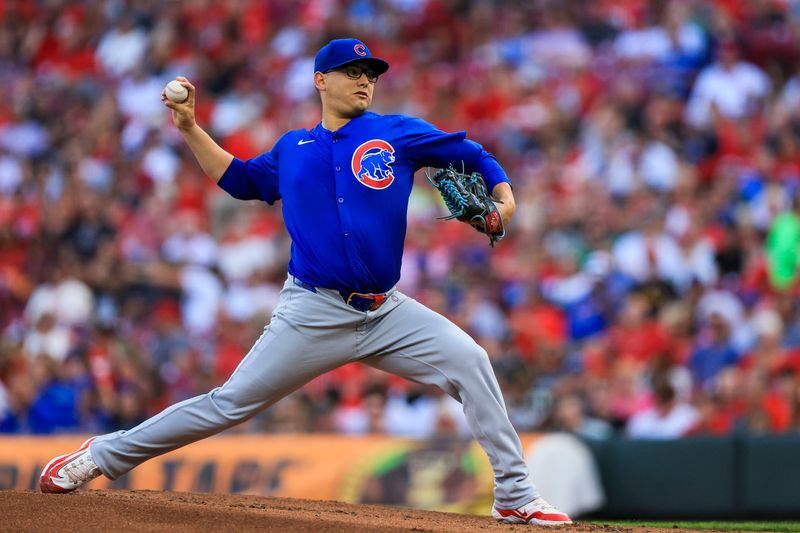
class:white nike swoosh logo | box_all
[297,139,315,145]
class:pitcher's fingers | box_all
[175,76,195,91]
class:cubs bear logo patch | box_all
[351,139,396,190]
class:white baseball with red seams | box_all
[165,80,188,103]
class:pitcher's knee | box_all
[460,342,491,369]
[208,388,259,424]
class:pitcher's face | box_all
[316,61,377,117]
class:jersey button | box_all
[335,165,341,171]
[333,139,338,144]
[338,197,344,203]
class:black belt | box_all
[293,278,388,312]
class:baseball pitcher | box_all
[40,38,571,526]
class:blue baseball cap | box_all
[314,38,390,75]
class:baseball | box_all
[165,80,188,103]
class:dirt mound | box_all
[2,490,684,532]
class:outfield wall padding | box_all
[587,435,800,519]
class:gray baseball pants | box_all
[90,275,538,508]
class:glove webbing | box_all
[438,180,470,220]
[426,164,506,247]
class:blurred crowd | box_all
[2,0,800,440]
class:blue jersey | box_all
[218,112,511,294]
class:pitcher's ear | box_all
[314,71,326,91]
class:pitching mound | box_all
[2,490,685,532]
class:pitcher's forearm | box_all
[179,124,234,183]
[492,182,516,224]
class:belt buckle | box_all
[346,292,386,312]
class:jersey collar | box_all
[315,112,375,135]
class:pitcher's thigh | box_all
[213,313,355,417]
[360,298,498,401]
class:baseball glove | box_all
[426,164,505,247]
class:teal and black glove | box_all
[427,165,505,247]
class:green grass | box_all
[591,521,800,532]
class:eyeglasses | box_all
[326,64,379,83]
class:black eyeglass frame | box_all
[325,64,380,83]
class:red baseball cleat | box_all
[492,497,573,526]
[40,437,103,493]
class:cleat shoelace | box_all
[531,498,558,513]
[62,454,100,485]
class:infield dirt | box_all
[1,490,723,532]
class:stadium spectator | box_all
[626,378,700,439]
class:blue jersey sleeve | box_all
[217,141,282,204]
[402,117,511,192]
